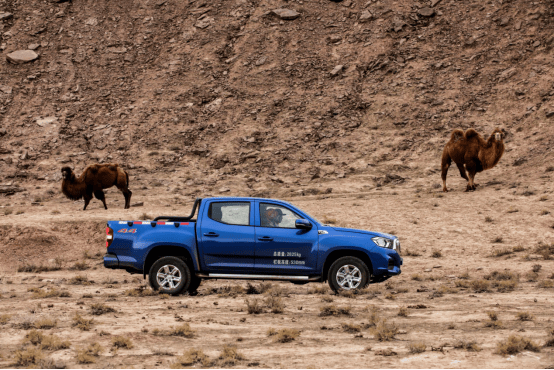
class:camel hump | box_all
[108,164,117,171]
[450,129,464,142]
[88,164,100,174]
[464,128,479,140]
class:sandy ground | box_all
[0,180,553,369]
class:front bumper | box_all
[103,253,119,268]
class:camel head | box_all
[61,166,74,180]
[491,128,505,142]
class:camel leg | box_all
[83,191,93,211]
[465,161,478,191]
[94,189,108,210]
[119,188,132,209]
[455,163,469,181]
[441,152,452,192]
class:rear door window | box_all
[208,202,250,226]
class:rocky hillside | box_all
[1,0,554,202]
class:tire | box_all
[187,277,202,294]
[149,256,191,295]
[328,256,370,293]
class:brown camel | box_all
[61,164,132,210]
[441,127,505,192]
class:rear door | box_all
[254,201,319,274]
[198,201,255,272]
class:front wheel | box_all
[328,256,370,293]
[149,256,191,295]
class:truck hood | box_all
[331,227,395,239]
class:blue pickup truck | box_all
[104,197,402,294]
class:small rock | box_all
[433,265,442,269]
[342,0,352,6]
[545,111,554,118]
[514,20,522,30]
[131,202,144,207]
[0,85,12,94]
[0,128,6,136]
[219,187,230,193]
[328,35,342,43]
[36,117,58,126]
[194,14,214,29]
[397,330,407,334]
[330,65,344,76]
[28,43,40,50]
[417,7,435,17]
[107,46,127,53]
[359,9,372,22]
[533,40,541,48]
[205,98,222,112]
[499,17,510,26]
[424,268,432,272]
[271,8,300,20]
[6,50,39,64]
[498,67,516,81]
[84,17,98,26]
[255,56,267,66]
[0,12,13,21]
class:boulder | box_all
[271,9,300,20]
[0,12,13,21]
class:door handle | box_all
[203,232,219,237]
[258,236,273,241]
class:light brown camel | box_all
[441,127,505,192]
[61,164,132,210]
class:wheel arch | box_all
[143,245,194,279]
[322,249,373,282]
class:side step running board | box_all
[196,273,321,282]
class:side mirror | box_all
[295,219,312,230]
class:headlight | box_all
[372,236,393,249]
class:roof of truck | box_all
[202,197,292,204]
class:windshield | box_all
[288,202,322,225]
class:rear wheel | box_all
[149,256,191,295]
[328,256,370,293]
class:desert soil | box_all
[1,0,554,367]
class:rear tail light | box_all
[106,225,114,248]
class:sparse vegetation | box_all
[265,295,285,314]
[307,285,328,294]
[408,342,426,354]
[0,314,11,325]
[341,323,361,333]
[111,335,134,349]
[245,298,263,314]
[169,323,195,338]
[34,318,57,329]
[496,335,540,355]
[69,275,91,285]
[70,261,89,271]
[272,328,300,343]
[431,250,442,258]
[18,263,61,273]
[516,311,534,321]
[319,305,351,317]
[13,347,45,367]
[72,313,94,331]
[411,273,423,281]
[404,249,421,257]
[139,212,153,220]
[217,345,246,366]
[398,307,408,317]
[125,286,158,296]
[171,349,212,368]
[454,340,482,352]
[492,236,503,243]
[538,280,554,288]
[30,288,71,298]
[371,319,398,341]
[470,279,490,293]
[90,302,116,315]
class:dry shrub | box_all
[23,330,44,345]
[375,348,397,356]
[213,285,245,297]
[408,342,426,354]
[538,280,554,288]
[496,335,540,355]
[31,288,71,298]
[491,248,513,257]
[319,305,351,317]
[245,298,263,314]
[411,273,423,281]
[72,313,94,331]
[17,263,61,273]
[534,242,554,260]
[76,351,95,364]
[266,328,277,337]
[341,322,361,333]
[484,320,503,329]
[494,280,518,292]
[0,314,11,325]
[245,282,272,295]
[266,285,288,297]
[404,249,421,257]
[307,285,328,294]
[170,323,195,338]
[125,286,158,296]
[34,318,57,329]
[371,320,398,341]
[265,296,285,314]
[75,343,103,364]
[217,345,246,366]
[171,349,212,368]
[431,250,442,258]
[470,279,490,293]
[438,285,458,294]
[111,336,133,349]
[90,303,115,315]
[70,261,89,271]
[69,275,92,285]
[455,280,470,288]
[516,311,534,321]
[454,340,482,352]
[397,307,408,317]
[513,245,525,252]
[273,328,300,343]
[526,271,539,282]
[321,296,334,303]
[13,347,45,367]
[40,334,71,351]
[532,264,542,273]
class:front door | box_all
[254,202,319,274]
[198,201,255,272]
